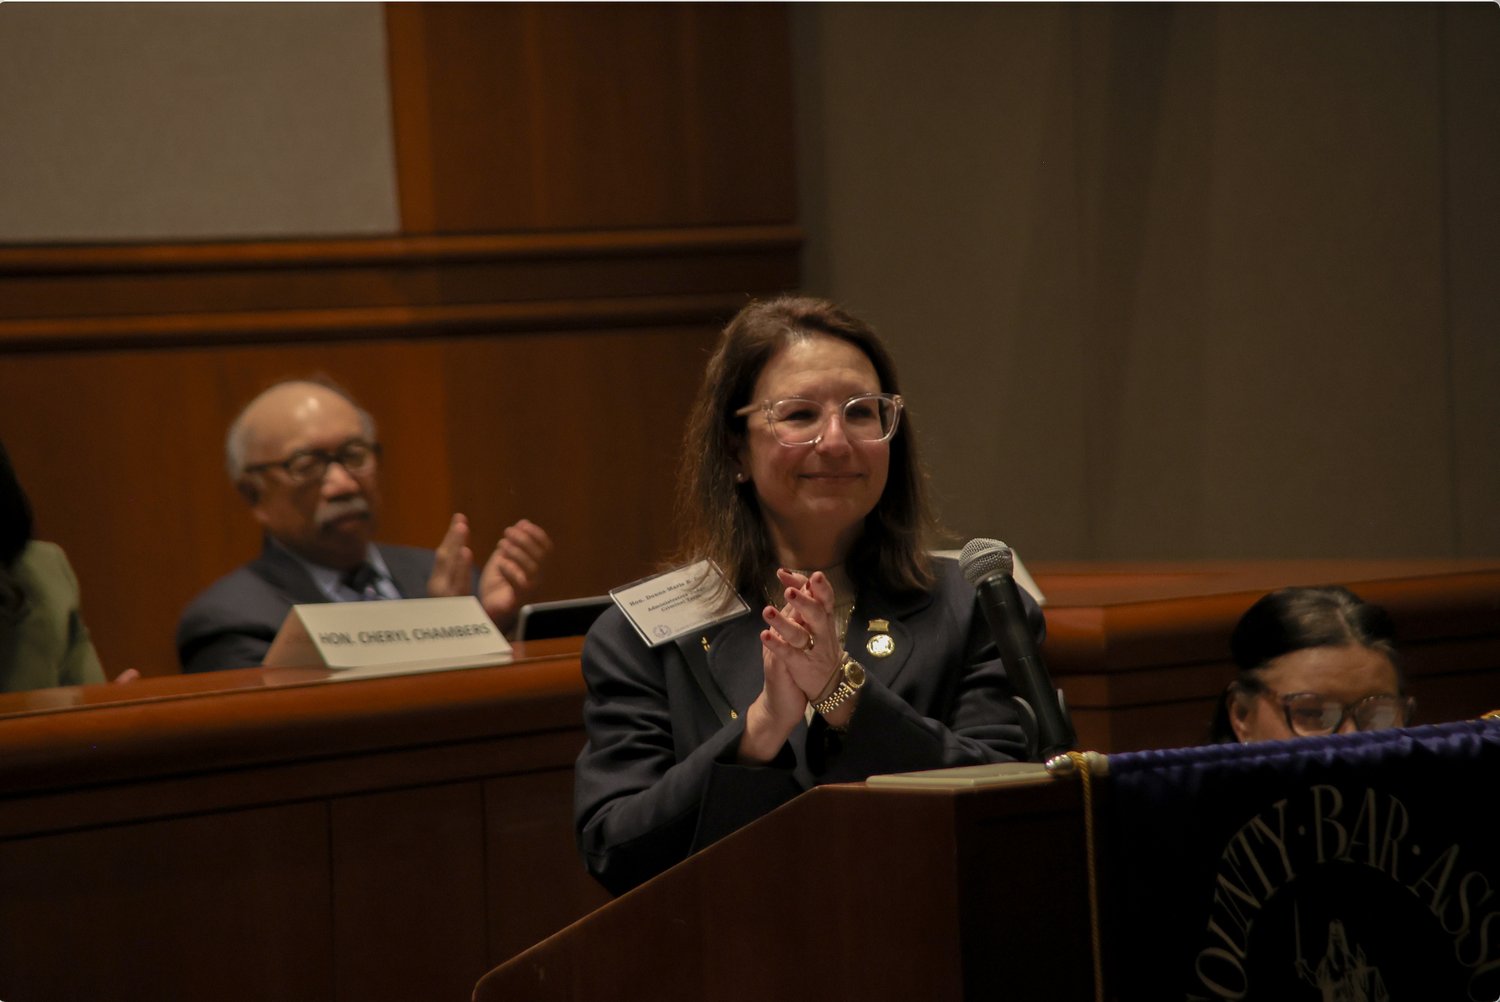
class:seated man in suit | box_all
[176,379,552,673]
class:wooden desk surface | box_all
[0,639,606,1002]
[0,635,583,719]
[0,638,588,795]
[3,559,1496,759]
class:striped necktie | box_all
[341,563,383,601]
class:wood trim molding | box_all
[0,225,802,274]
[0,649,587,804]
[0,225,803,351]
[1037,562,1500,674]
[0,293,765,352]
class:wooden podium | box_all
[475,559,1500,1001]
[475,772,1097,1001]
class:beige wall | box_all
[795,3,1500,560]
[0,3,397,241]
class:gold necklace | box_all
[833,600,855,644]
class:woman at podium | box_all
[573,296,1038,895]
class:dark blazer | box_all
[175,540,437,674]
[573,557,1039,896]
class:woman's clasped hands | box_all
[738,569,848,763]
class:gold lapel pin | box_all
[865,620,895,658]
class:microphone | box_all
[959,538,1077,761]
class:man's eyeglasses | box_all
[735,393,903,447]
[243,440,381,485]
[1259,688,1415,737]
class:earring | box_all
[734,472,747,483]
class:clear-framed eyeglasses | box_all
[242,439,382,485]
[1266,689,1415,737]
[734,393,904,447]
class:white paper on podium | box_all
[864,762,1052,789]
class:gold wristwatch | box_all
[813,653,867,715]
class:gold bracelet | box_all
[813,654,867,716]
[814,681,857,715]
[812,662,843,705]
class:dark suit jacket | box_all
[175,540,437,674]
[573,557,1039,896]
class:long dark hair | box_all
[1207,585,1403,743]
[1,439,36,623]
[673,295,937,598]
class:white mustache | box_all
[316,496,371,528]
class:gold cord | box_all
[1065,750,1105,1002]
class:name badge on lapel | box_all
[610,559,751,647]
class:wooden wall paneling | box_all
[0,728,583,845]
[0,803,333,1002]
[953,794,1093,999]
[384,3,796,233]
[0,654,587,801]
[0,229,800,332]
[480,786,1084,1000]
[0,323,706,678]
[1037,562,1500,752]
[0,652,594,999]
[330,783,490,1002]
[1400,636,1500,726]
[441,322,723,604]
[483,769,611,963]
[0,259,420,321]
[2,323,768,676]
[2,349,258,677]
[1068,699,1214,753]
[0,340,454,677]
[1057,651,1500,751]
[0,226,798,678]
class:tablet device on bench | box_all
[515,595,612,641]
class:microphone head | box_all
[959,537,1014,586]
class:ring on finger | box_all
[800,632,816,653]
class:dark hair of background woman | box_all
[1,439,37,623]
[673,294,938,599]
[1207,584,1404,743]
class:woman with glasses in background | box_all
[1210,585,1415,744]
[574,295,1037,896]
